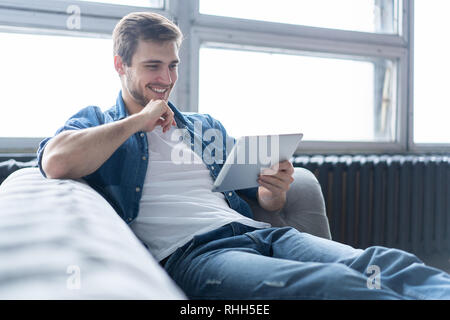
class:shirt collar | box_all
[112,90,129,121]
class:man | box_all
[38,12,450,299]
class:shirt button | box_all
[211,166,214,170]
[127,217,132,222]
[136,187,141,192]
[228,192,232,196]
[142,156,147,161]
[140,132,145,138]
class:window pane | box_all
[413,0,450,143]
[64,0,164,8]
[200,0,399,34]
[0,31,121,138]
[199,44,397,142]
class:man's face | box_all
[122,39,179,106]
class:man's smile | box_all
[147,85,169,93]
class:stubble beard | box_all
[125,70,150,108]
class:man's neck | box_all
[122,91,143,115]
[121,89,143,116]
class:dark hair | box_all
[113,12,183,66]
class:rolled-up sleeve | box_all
[36,106,104,178]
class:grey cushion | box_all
[241,167,332,240]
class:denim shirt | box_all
[37,91,258,224]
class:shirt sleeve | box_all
[36,106,104,178]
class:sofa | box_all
[0,165,331,299]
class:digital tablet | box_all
[212,133,303,193]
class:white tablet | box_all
[212,133,303,193]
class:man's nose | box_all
[158,68,172,85]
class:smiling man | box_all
[116,34,180,116]
[37,12,450,300]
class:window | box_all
[199,44,397,142]
[0,31,120,138]
[200,0,400,34]
[0,0,447,153]
[0,0,168,151]
[192,0,407,151]
[413,0,450,144]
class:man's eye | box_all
[170,64,178,69]
[146,65,158,69]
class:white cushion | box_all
[0,168,186,299]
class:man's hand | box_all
[137,99,176,133]
[257,160,295,212]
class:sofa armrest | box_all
[240,167,332,240]
[0,167,186,299]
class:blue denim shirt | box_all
[37,91,258,224]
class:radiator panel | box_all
[293,155,450,257]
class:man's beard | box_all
[125,70,149,107]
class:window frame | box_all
[0,0,447,154]
[0,0,170,153]
[0,0,167,34]
[187,0,410,154]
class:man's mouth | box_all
[147,85,169,94]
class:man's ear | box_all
[114,55,126,76]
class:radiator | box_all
[293,154,450,256]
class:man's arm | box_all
[42,114,141,179]
[256,160,295,212]
[42,100,175,179]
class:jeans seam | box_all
[230,222,240,236]
[244,232,266,255]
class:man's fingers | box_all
[258,177,285,193]
[258,174,291,191]
[261,161,294,175]
[267,160,294,175]
[260,173,290,185]
[160,109,175,132]
[260,167,277,175]
[161,115,172,127]
[273,160,292,170]
[259,171,291,183]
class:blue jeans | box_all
[163,222,450,299]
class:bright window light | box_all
[200,0,399,34]
[0,32,121,138]
[413,0,450,143]
[199,45,396,142]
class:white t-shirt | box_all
[129,125,271,261]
